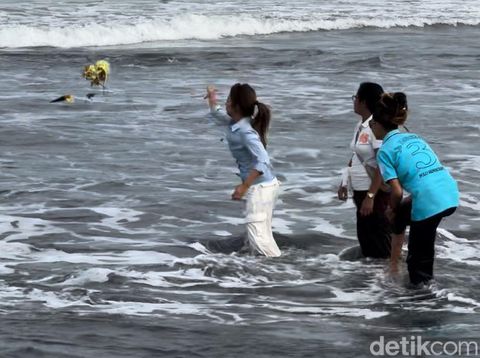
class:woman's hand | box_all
[337,185,348,201]
[232,183,249,200]
[359,196,374,216]
[205,85,217,100]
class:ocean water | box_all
[1,1,479,357]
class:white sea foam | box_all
[22,248,179,266]
[133,268,220,288]
[327,286,381,304]
[91,300,246,324]
[92,207,143,223]
[297,191,336,205]
[212,230,232,237]
[0,265,15,275]
[0,240,32,259]
[188,242,211,254]
[89,207,161,235]
[446,154,480,173]
[27,289,86,309]
[458,192,480,211]
[0,282,27,307]
[310,218,346,237]
[0,213,68,242]
[436,229,480,266]
[441,291,480,307]
[61,268,114,286]
[216,215,245,226]
[274,208,354,240]
[271,216,296,234]
[267,303,389,319]
[1,13,479,48]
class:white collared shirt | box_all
[349,115,383,190]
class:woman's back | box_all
[377,130,459,221]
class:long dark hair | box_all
[357,82,384,113]
[373,92,408,130]
[229,83,271,147]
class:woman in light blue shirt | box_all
[370,92,459,285]
[206,83,281,257]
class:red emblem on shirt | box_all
[358,132,369,144]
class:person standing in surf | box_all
[370,92,459,285]
[338,82,391,258]
[205,83,281,257]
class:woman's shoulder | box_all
[239,126,260,141]
[235,119,255,133]
[357,124,377,144]
[237,122,263,144]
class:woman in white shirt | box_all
[338,82,391,258]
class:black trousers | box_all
[353,190,392,259]
[394,200,456,285]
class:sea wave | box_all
[1,14,479,48]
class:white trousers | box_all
[244,178,281,257]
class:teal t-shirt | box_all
[377,130,459,221]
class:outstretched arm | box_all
[205,85,230,126]
[206,85,218,110]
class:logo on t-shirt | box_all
[359,132,369,144]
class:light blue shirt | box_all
[377,129,459,221]
[208,107,276,185]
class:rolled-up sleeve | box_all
[242,130,270,175]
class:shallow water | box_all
[1,1,479,356]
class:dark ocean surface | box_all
[1,1,479,356]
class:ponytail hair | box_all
[373,92,408,130]
[229,83,271,147]
[251,101,271,147]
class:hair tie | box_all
[252,103,259,118]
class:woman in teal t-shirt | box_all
[369,92,459,286]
